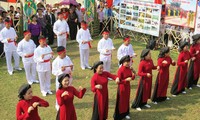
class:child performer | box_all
[187,34,200,88]
[76,21,93,70]
[91,61,119,120]
[17,31,39,85]
[117,35,137,67]
[171,41,194,96]
[56,73,86,120]
[131,49,157,111]
[97,30,115,72]
[16,84,49,120]
[113,55,135,120]
[0,17,22,75]
[34,36,53,96]
[52,46,74,110]
[151,47,176,104]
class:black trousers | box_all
[31,35,40,47]
[46,25,54,45]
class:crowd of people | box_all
[0,2,200,120]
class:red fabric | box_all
[7,0,17,2]
[117,66,135,114]
[39,38,46,42]
[91,72,117,120]
[24,31,31,37]
[154,0,162,4]
[43,59,51,63]
[88,41,92,48]
[136,59,157,103]
[107,0,113,8]
[56,86,86,120]
[58,49,66,55]
[63,12,69,20]
[190,44,200,80]
[157,56,175,97]
[16,96,49,120]
[123,37,130,42]
[173,51,191,92]
[26,53,34,58]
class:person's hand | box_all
[41,54,45,59]
[7,38,12,42]
[95,84,102,89]
[172,60,176,64]
[196,50,199,55]
[51,52,54,56]
[192,57,196,61]
[133,53,137,57]
[32,102,40,108]
[147,73,151,78]
[162,60,168,64]
[106,49,110,52]
[75,19,77,23]
[61,91,69,97]
[126,77,132,81]
[15,36,18,40]
[157,66,160,71]
[184,60,188,63]
[79,86,83,91]
[115,77,120,83]
[27,106,34,113]
[82,41,86,44]
[61,66,66,71]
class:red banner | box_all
[107,0,113,8]
[0,0,17,3]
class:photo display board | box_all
[118,0,162,36]
[165,0,197,28]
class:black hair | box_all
[58,74,70,89]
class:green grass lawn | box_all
[0,36,200,120]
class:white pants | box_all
[23,62,37,83]
[102,59,111,72]
[57,37,66,48]
[5,51,20,73]
[38,71,51,94]
[79,49,90,68]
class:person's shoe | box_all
[15,68,22,71]
[86,66,92,69]
[136,107,142,111]
[42,92,47,97]
[81,67,85,70]
[32,80,39,83]
[182,91,186,94]
[144,104,151,108]
[8,71,13,75]
[28,81,33,85]
[153,101,158,104]
[172,94,177,97]
[166,97,170,100]
[125,115,131,119]
[189,87,192,90]
[196,85,200,88]
[47,91,53,95]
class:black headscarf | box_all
[119,55,131,65]
[58,73,70,89]
[179,41,188,52]
[140,49,150,60]
[91,61,104,73]
[192,34,200,44]
[158,47,170,58]
[18,84,31,100]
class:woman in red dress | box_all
[56,73,86,120]
[113,55,135,120]
[131,49,157,111]
[187,34,200,88]
[151,47,176,104]
[16,84,49,120]
[171,41,194,96]
[91,61,119,120]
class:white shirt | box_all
[53,19,69,39]
[17,39,36,63]
[76,9,83,23]
[117,44,135,60]
[190,32,194,44]
[76,28,92,49]
[52,56,73,76]
[0,27,17,52]
[97,38,115,60]
[34,45,53,72]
